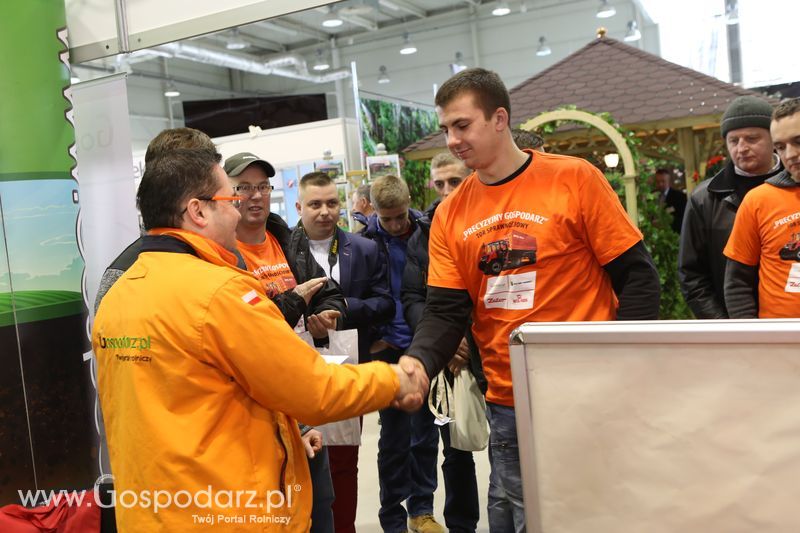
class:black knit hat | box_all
[720,95,773,138]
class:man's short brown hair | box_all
[355,184,371,201]
[370,175,410,211]
[435,67,511,122]
[137,149,219,230]
[299,171,335,196]
[430,152,466,170]
[773,98,800,121]
[145,127,219,165]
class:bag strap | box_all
[427,370,454,423]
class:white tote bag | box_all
[299,329,362,446]
[449,368,490,452]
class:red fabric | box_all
[328,445,359,533]
[0,491,100,532]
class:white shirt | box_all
[309,235,340,284]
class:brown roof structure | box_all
[404,36,772,188]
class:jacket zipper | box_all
[275,425,288,495]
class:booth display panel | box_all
[510,320,800,533]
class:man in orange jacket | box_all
[93,147,428,532]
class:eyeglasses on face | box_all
[197,195,242,208]
[234,183,274,197]
[433,177,463,190]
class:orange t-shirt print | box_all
[237,232,298,298]
[724,183,800,318]
[428,151,642,406]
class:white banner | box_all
[72,73,139,315]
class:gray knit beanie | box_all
[720,95,773,138]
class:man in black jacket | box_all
[402,152,484,533]
[679,95,783,318]
[292,171,395,533]
[654,168,687,234]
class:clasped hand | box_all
[390,356,430,412]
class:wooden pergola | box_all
[404,34,774,194]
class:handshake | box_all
[390,356,431,412]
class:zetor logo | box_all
[99,335,152,350]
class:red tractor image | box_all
[478,231,538,275]
[780,233,800,261]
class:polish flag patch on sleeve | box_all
[241,290,262,306]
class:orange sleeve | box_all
[202,275,398,425]
[724,196,761,266]
[578,161,643,266]
[427,205,467,290]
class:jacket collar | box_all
[707,159,785,194]
[766,169,800,188]
[706,160,738,194]
[147,228,242,269]
[335,227,353,293]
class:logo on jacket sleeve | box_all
[241,290,262,306]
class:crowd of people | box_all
[92,67,800,533]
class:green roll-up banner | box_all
[0,1,96,504]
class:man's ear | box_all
[296,201,302,216]
[494,107,509,132]
[184,198,209,229]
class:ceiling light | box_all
[378,65,390,84]
[725,0,739,25]
[624,20,641,42]
[226,28,248,50]
[164,82,180,98]
[596,0,616,18]
[536,36,552,56]
[399,33,417,55]
[312,49,330,71]
[492,2,511,16]
[322,11,344,28]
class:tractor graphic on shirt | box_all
[478,231,538,275]
[780,233,800,261]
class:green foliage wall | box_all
[360,98,439,209]
[537,108,692,319]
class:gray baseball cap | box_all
[223,152,276,178]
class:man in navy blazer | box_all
[291,171,394,533]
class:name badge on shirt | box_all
[483,272,536,310]
[785,263,800,293]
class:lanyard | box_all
[300,222,339,275]
[327,230,339,272]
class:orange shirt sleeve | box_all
[724,196,761,266]
[577,161,643,266]
[203,275,398,425]
[427,205,467,290]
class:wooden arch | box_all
[519,109,639,227]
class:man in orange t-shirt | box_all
[223,152,345,338]
[724,97,800,318]
[404,68,661,531]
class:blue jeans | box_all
[486,402,526,533]
[374,347,439,532]
[309,446,335,533]
[440,422,479,532]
